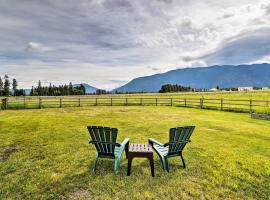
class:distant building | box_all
[209,88,218,91]
[262,87,269,91]
[238,87,253,91]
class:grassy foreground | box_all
[0,106,269,199]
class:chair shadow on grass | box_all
[42,152,203,199]
[44,148,211,199]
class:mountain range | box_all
[114,63,270,92]
[22,63,270,93]
[73,83,98,94]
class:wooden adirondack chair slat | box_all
[149,126,195,172]
[87,126,129,172]
[89,127,101,152]
[104,127,112,153]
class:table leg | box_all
[149,155,155,177]
[125,141,129,159]
[127,156,133,176]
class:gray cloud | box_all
[0,0,270,89]
[25,42,52,52]
[202,28,270,65]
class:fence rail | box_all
[1,97,270,114]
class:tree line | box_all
[0,75,23,96]
[30,81,86,96]
[0,75,87,96]
[159,84,194,93]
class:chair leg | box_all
[165,157,169,172]
[92,154,99,172]
[161,156,169,172]
[180,153,186,169]
[118,158,121,169]
[114,158,120,173]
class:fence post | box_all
[140,98,142,106]
[126,98,128,106]
[171,98,173,106]
[95,98,98,106]
[221,98,223,111]
[184,98,187,107]
[78,98,81,107]
[156,98,158,106]
[249,99,253,113]
[60,98,62,108]
[111,98,113,106]
[39,97,42,109]
[24,96,26,109]
[2,98,8,110]
[200,98,204,109]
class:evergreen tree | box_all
[37,80,42,96]
[80,84,86,95]
[30,86,34,96]
[28,82,88,96]
[48,83,52,96]
[159,84,193,93]
[12,78,18,96]
[68,82,73,95]
[3,75,10,96]
[0,77,3,96]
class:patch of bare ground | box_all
[0,144,17,162]
[63,189,90,200]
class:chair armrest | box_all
[116,138,130,158]
[164,140,190,147]
[89,140,121,147]
[148,138,164,146]
[120,138,130,148]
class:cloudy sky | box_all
[0,0,270,89]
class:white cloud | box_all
[25,42,52,52]
[0,0,270,89]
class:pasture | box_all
[2,91,270,114]
[0,106,269,199]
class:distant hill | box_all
[114,64,270,92]
[74,83,98,94]
[23,89,31,95]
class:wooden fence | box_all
[1,97,270,114]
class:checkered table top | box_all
[129,144,153,153]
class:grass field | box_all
[0,106,270,199]
[3,90,270,100]
[87,90,270,100]
[3,91,270,114]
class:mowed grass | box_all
[0,106,269,199]
[86,90,270,100]
[5,90,270,114]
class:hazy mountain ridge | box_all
[73,83,98,93]
[114,64,270,92]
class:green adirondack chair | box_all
[149,126,195,172]
[87,126,129,172]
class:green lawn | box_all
[0,106,269,199]
[4,91,270,114]
[87,90,270,100]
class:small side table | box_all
[127,144,154,177]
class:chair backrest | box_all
[87,126,118,157]
[168,126,195,155]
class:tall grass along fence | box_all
[1,97,270,114]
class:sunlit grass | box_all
[0,106,269,199]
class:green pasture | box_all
[0,106,269,199]
[4,91,270,114]
[91,90,270,100]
